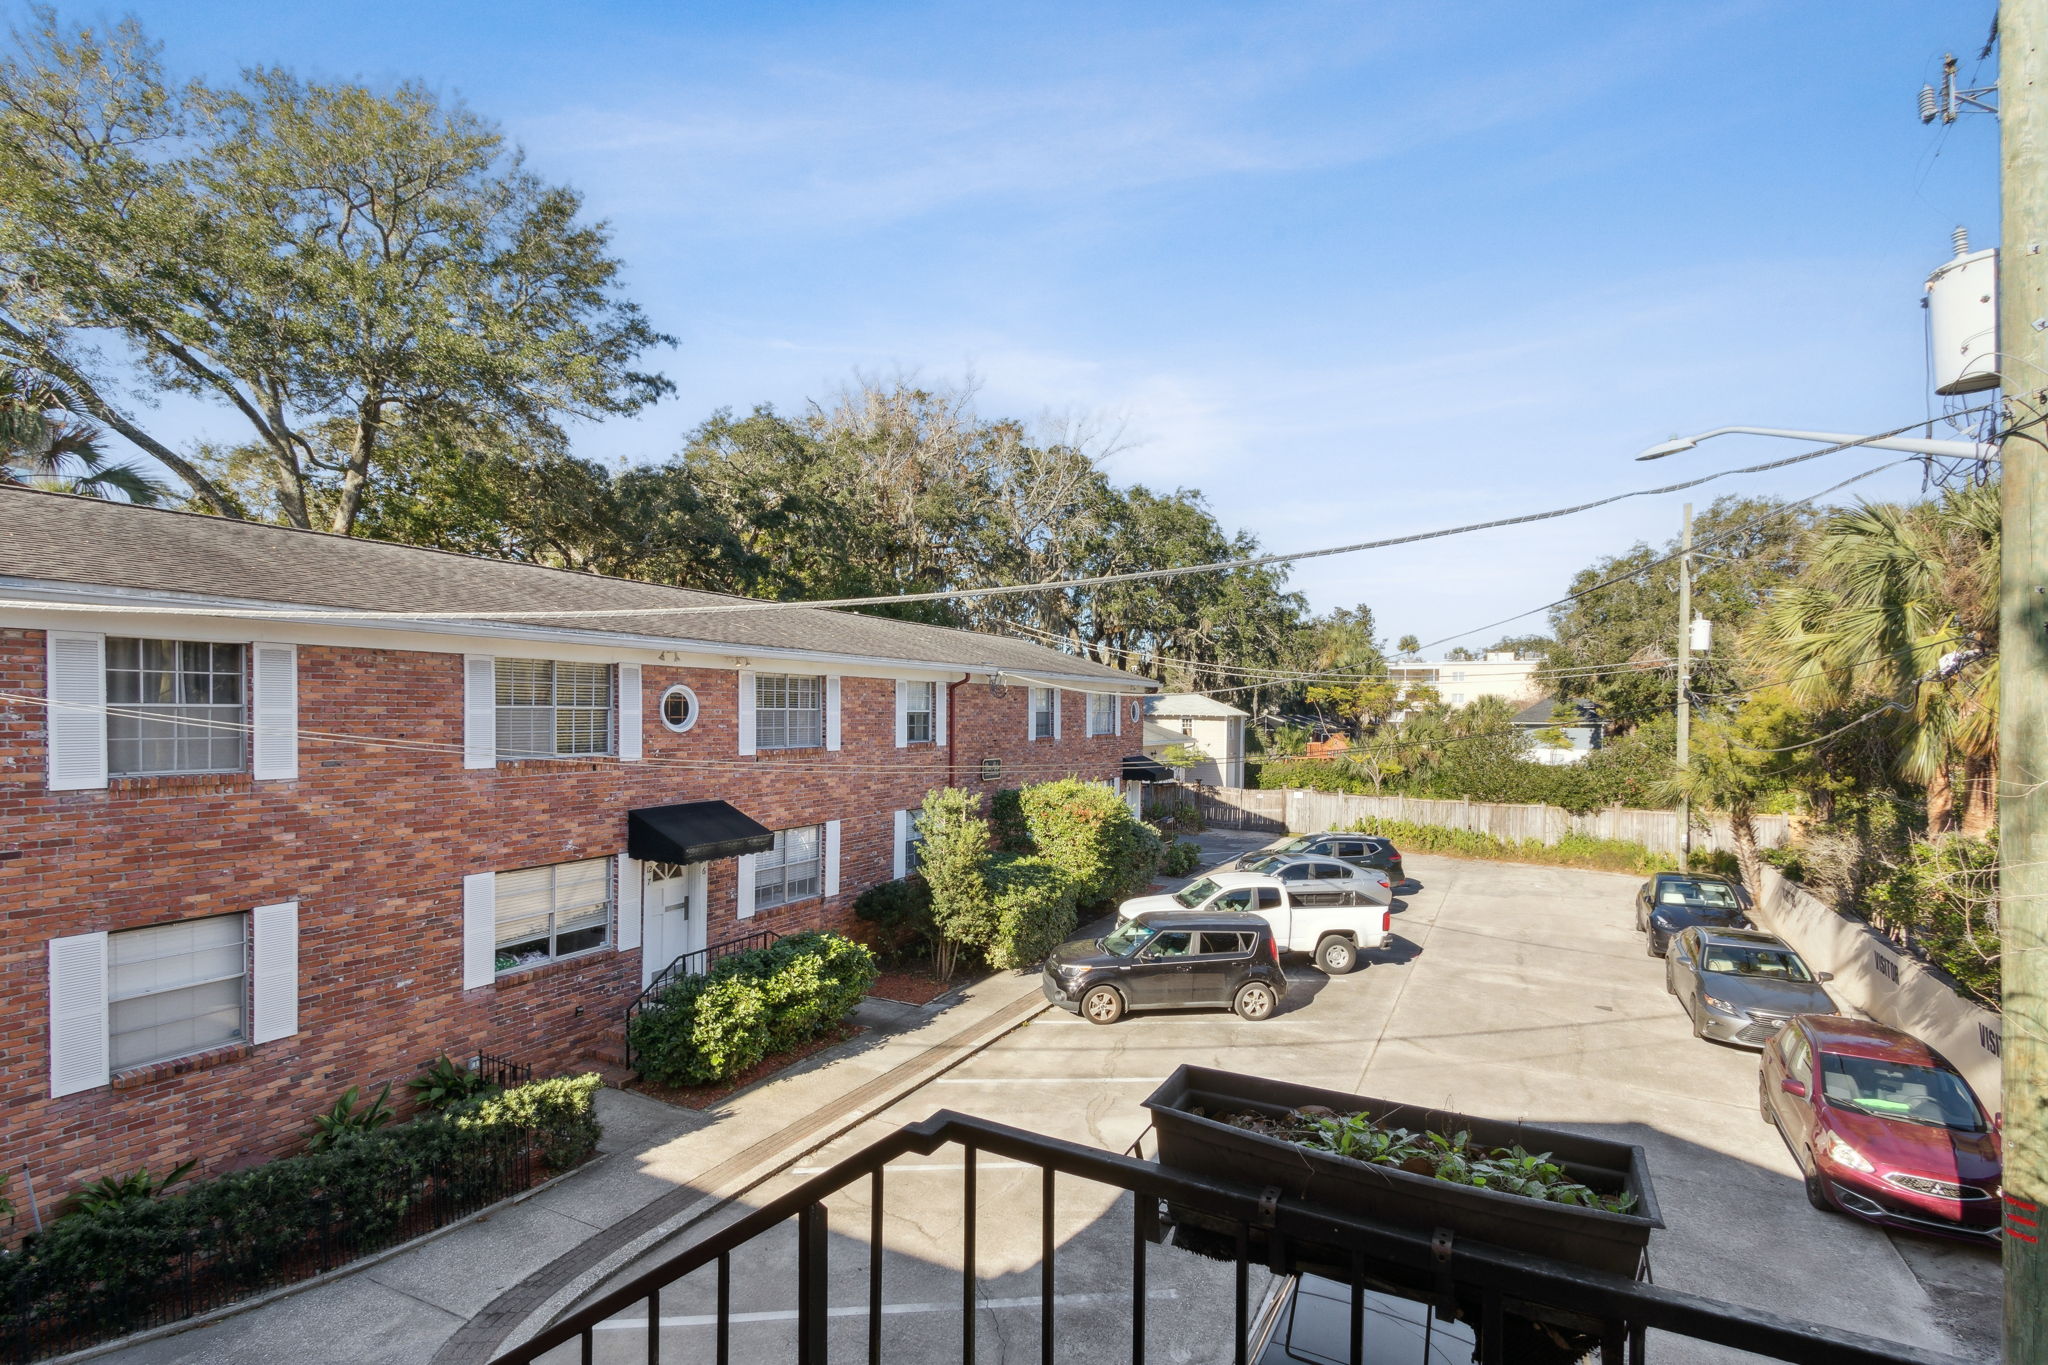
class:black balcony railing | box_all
[485,1110,1973,1365]
[622,929,781,1068]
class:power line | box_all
[0,414,1984,629]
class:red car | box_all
[1760,1015,2001,1241]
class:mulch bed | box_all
[866,968,962,1006]
[628,1023,865,1110]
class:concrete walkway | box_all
[90,830,1259,1365]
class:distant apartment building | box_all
[1388,652,1543,712]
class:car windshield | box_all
[1240,856,1281,875]
[1279,837,1316,854]
[1660,879,1741,909]
[1172,877,1220,909]
[1100,922,1153,957]
[1820,1053,1986,1131]
[1699,943,1814,981]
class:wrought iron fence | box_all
[487,1110,1971,1365]
[474,1050,534,1089]
[622,928,782,1068]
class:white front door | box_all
[643,862,709,985]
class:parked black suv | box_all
[1233,832,1405,885]
[1041,910,1288,1025]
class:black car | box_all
[1234,832,1405,885]
[1634,871,1752,957]
[1041,910,1288,1025]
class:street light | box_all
[1636,425,1986,461]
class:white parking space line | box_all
[598,1288,1182,1329]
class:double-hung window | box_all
[496,660,612,758]
[107,915,247,1070]
[755,825,823,909]
[1087,692,1117,736]
[904,681,937,743]
[494,857,612,972]
[106,639,246,777]
[1031,688,1055,740]
[756,674,824,750]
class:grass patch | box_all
[1343,817,1702,877]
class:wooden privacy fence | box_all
[1178,786,1790,859]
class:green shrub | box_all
[985,854,1080,969]
[306,1082,397,1151]
[920,788,997,978]
[989,787,1030,851]
[0,1075,601,1354]
[1861,834,2001,1006]
[1345,817,1671,877]
[409,1055,499,1111]
[627,932,878,1087]
[851,876,936,965]
[1017,778,1163,906]
[1160,837,1203,877]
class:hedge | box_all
[1344,817,1689,878]
[0,1075,601,1359]
[984,854,1079,969]
[1015,778,1162,906]
[626,931,877,1086]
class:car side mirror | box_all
[1995,1112,2004,1133]
[1817,971,1834,983]
[1780,1077,1808,1099]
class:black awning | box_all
[1122,754,1176,782]
[628,800,776,864]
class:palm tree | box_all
[1752,483,2000,835]
[0,370,167,503]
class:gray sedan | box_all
[1664,926,1836,1048]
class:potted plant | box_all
[1143,1065,1662,1280]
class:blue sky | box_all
[78,1,2001,647]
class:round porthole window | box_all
[658,684,700,733]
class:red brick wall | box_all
[0,631,1130,1210]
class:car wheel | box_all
[1081,985,1124,1025]
[1804,1170,1836,1214]
[1315,937,1357,975]
[1233,981,1278,1021]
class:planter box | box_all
[1143,1065,1662,1279]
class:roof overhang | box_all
[627,801,775,864]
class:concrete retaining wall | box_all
[1747,866,2004,1111]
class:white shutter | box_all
[935,682,949,747]
[894,680,911,749]
[1052,690,1063,741]
[824,819,842,897]
[736,854,757,919]
[46,631,107,791]
[825,675,843,751]
[737,670,757,756]
[1113,691,1123,736]
[250,901,300,1043]
[893,810,910,879]
[1026,688,1035,742]
[618,663,643,761]
[462,871,497,988]
[616,856,643,951]
[251,643,299,780]
[463,656,496,769]
[48,932,109,1097]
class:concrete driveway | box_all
[546,839,2000,1363]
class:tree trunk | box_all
[1926,761,1957,834]
[1961,754,1998,839]
[1731,809,1763,897]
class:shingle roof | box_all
[1146,692,1248,719]
[0,487,1147,685]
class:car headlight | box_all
[1650,912,1678,927]
[1701,993,1740,1014]
[1822,1132,1875,1174]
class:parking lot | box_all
[554,836,2002,1363]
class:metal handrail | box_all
[487,1109,1974,1365]
[621,928,782,1067]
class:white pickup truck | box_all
[1116,869,1392,975]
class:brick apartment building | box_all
[0,487,1154,1208]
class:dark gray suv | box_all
[1041,910,1287,1025]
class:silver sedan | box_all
[1664,926,1836,1048]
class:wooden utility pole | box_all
[1676,502,1693,865]
[2001,0,2048,1350]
